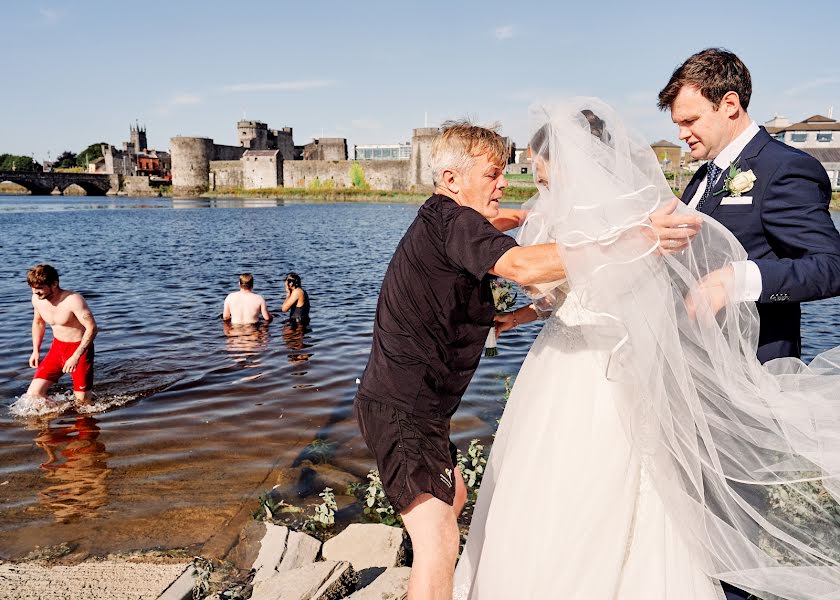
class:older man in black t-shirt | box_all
[355,121,700,600]
[355,121,566,600]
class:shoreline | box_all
[3,185,838,208]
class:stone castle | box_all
[170,120,438,196]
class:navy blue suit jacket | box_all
[681,127,840,363]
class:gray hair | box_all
[430,120,508,186]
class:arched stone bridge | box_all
[0,171,118,196]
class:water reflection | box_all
[222,321,270,368]
[34,416,111,523]
[281,322,313,366]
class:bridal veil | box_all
[512,98,840,599]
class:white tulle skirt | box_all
[453,317,724,599]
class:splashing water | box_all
[10,392,137,418]
[10,393,74,417]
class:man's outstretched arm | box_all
[490,244,566,286]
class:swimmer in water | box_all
[223,273,272,325]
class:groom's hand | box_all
[685,266,735,321]
[649,198,702,254]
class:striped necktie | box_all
[697,163,722,210]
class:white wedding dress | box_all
[455,99,840,600]
[453,282,724,599]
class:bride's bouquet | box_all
[484,280,517,357]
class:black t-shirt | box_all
[358,194,518,418]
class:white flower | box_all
[728,169,756,196]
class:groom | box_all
[355,120,702,600]
[659,48,840,599]
[659,48,840,364]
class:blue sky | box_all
[2,1,838,161]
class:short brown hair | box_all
[430,120,510,185]
[239,273,254,289]
[657,48,752,111]
[27,264,59,288]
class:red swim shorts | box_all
[34,339,94,393]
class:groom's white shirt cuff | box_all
[732,260,762,302]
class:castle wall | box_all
[209,160,243,190]
[282,160,408,191]
[243,156,281,189]
[212,144,246,161]
[123,175,156,196]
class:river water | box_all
[1,196,838,559]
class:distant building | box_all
[242,149,282,188]
[99,123,170,177]
[651,139,682,173]
[303,138,348,161]
[765,114,840,147]
[765,114,840,189]
[237,120,295,159]
[354,143,411,160]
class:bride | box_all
[453,99,840,599]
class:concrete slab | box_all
[0,559,191,600]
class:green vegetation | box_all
[503,185,537,201]
[76,142,105,168]
[832,192,840,211]
[304,487,338,532]
[203,186,427,203]
[349,162,370,190]
[360,469,402,527]
[0,154,40,172]
[53,150,78,169]
[505,173,533,182]
[307,177,336,191]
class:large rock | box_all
[347,567,410,599]
[251,524,322,588]
[322,524,406,571]
[227,520,268,571]
[250,560,358,600]
[157,565,197,600]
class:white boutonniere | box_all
[715,161,756,197]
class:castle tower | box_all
[237,120,269,150]
[171,136,214,196]
[130,122,148,153]
[409,127,439,191]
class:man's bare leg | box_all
[26,378,52,399]
[73,390,92,406]
[401,493,461,600]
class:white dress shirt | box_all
[689,121,762,302]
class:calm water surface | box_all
[0,196,838,559]
[0,197,538,559]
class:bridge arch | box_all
[59,181,107,196]
[0,178,50,195]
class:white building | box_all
[766,114,840,189]
[354,143,411,161]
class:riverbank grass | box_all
[201,185,537,203]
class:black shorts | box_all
[355,396,458,514]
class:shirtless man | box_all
[27,264,98,405]
[222,273,272,325]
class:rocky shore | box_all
[0,522,412,600]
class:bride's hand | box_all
[649,198,703,254]
[494,312,517,336]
